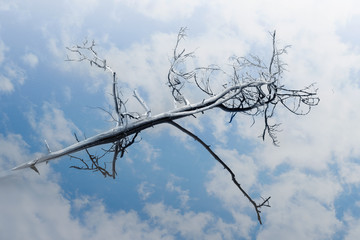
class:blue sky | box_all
[1,0,360,239]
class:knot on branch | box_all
[255,196,271,224]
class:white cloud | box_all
[0,133,252,240]
[0,174,85,240]
[72,195,91,211]
[103,33,176,114]
[4,64,26,85]
[139,140,161,163]
[166,175,190,208]
[0,133,84,240]
[124,0,204,21]
[0,75,13,93]
[82,204,171,240]
[22,53,39,68]
[0,134,164,240]
[0,134,29,169]
[339,161,360,185]
[62,0,99,27]
[257,171,343,239]
[344,213,360,240]
[0,40,26,94]
[145,202,227,239]
[0,65,26,93]
[143,201,258,239]
[137,181,155,200]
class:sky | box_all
[1,0,360,239]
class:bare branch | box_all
[13,29,320,225]
[112,72,121,126]
[133,89,151,117]
[167,27,194,105]
[44,140,51,153]
[168,120,270,224]
[66,39,113,73]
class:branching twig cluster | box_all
[167,30,318,145]
[167,27,194,105]
[66,41,149,178]
[69,133,138,178]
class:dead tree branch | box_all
[13,29,319,224]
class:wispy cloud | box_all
[22,53,39,68]
[0,40,26,94]
[27,102,81,150]
[137,181,155,200]
[166,175,190,208]
[123,0,204,21]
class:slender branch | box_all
[44,140,51,153]
[167,120,270,224]
[133,89,151,117]
[111,142,120,178]
[112,72,121,126]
